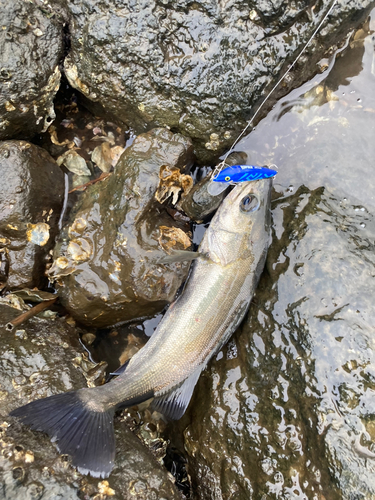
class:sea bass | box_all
[10,177,272,478]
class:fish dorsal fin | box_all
[151,365,204,420]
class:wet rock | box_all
[0,0,66,140]
[180,187,375,499]
[51,128,194,328]
[0,141,64,290]
[64,0,374,162]
[88,323,156,375]
[1,304,182,499]
[120,407,169,465]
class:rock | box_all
[0,0,66,140]
[0,141,64,290]
[179,187,375,499]
[64,0,374,163]
[51,128,194,328]
[1,303,182,500]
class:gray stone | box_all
[2,303,182,500]
[0,0,66,140]
[51,128,194,328]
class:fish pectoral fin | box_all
[157,249,207,265]
[151,365,204,420]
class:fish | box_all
[10,176,272,478]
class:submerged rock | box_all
[64,0,374,162]
[51,128,194,328]
[1,304,182,500]
[0,141,64,290]
[180,187,375,499]
[0,0,66,140]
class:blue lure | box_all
[213,164,277,183]
[207,164,277,195]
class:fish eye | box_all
[225,176,231,181]
[240,194,260,213]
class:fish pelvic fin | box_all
[10,391,115,478]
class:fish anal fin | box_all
[151,366,203,420]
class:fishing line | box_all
[58,172,69,230]
[210,0,338,182]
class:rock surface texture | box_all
[179,187,375,499]
[51,128,194,328]
[64,0,375,162]
[1,302,182,499]
[0,141,64,290]
[0,0,65,140]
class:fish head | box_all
[212,177,272,236]
[203,177,272,266]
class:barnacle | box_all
[158,226,191,252]
[67,238,92,262]
[26,223,50,246]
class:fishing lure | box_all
[214,164,277,183]
[207,164,277,195]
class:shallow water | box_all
[236,14,375,210]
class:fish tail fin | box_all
[10,390,115,478]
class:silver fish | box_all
[10,177,272,478]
